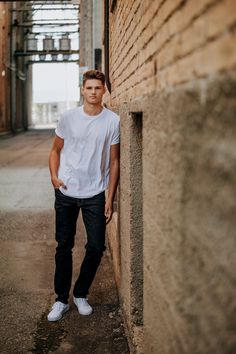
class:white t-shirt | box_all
[55,105,120,198]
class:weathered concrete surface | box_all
[109,72,236,354]
[142,74,236,354]
[0,130,129,354]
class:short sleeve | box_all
[55,114,66,139]
[111,118,120,145]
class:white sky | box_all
[33,63,80,103]
[32,5,80,104]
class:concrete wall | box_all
[0,2,11,133]
[79,0,93,69]
[93,0,102,70]
[105,1,236,353]
[79,0,103,105]
[80,0,102,69]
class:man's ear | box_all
[81,86,84,95]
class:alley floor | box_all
[0,130,129,354]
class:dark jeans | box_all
[54,189,106,304]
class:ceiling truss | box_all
[12,0,80,63]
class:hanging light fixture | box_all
[63,54,70,61]
[43,35,55,51]
[27,34,37,51]
[39,54,46,61]
[59,35,71,51]
[51,54,58,61]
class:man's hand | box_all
[51,176,67,190]
[105,200,113,224]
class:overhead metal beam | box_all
[26,0,78,2]
[11,7,79,11]
[27,59,79,64]
[15,50,79,56]
[22,19,79,22]
[29,30,79,34]
[27,2,78,4]
[15,23,79,27]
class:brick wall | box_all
[109,0,236,103]
[106,1,236,353]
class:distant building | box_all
[31,101,78,129]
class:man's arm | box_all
[105,143,120,224]
[49,135,67,189]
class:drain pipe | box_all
[10,1,17,133]
[104,0,111,93]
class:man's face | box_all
[82,79,106,105]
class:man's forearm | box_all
[49,150,60,180]
[107,159,120,202]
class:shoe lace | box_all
[53,302,65,311]
[80,298,89,306]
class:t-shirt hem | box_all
[59,187,106,199]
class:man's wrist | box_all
[106,196,113,204]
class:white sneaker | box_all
[47,301,69,322]
[73,296,93,315]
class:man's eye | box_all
[86,87,102,90]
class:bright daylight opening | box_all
[30,2,80,129]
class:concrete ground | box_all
[0,130,129,354]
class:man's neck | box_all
[83,103,103,116]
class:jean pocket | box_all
[54,188,64,196]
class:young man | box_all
[47,70,120,321]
